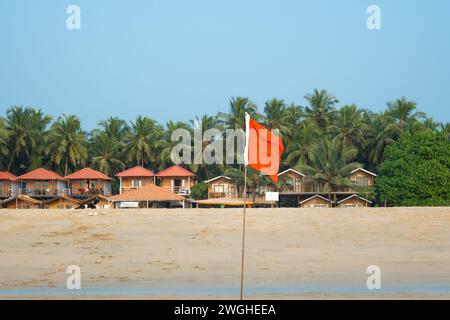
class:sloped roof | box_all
[350,168,378,177]
[337,194,373,204]
[278,168,306,177]
[116,166,155,177]
[109,185,185,202]
[42,195,83,205]
[0,171,18,181]
[64,168,112,180]
[18,168,65,181]
[157,165,195,177]
[204,176,233,184]
[299,194,334,205]
[3,195,42,205]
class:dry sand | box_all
[1,207,450,300]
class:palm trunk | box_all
[65,157,68,176]
[7,148,16,171]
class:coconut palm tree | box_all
[286,120,321,167]
[28,109,53,170]
[95,117,130,141]
[159,120,191,170]
[126,116,163,167]
[188,114,222,179]
[90,132,125,176]
[0,117,10,165]
[263,98,290,136]
[328,105,367,154]
[48,114,87,176]
[304,89,338,128]
[381,97,425,137]
[5,107,39,172]
[217,97,260,130]
[299,138,361,203]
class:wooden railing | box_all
[18,188,71,196]
[165,186,191,195]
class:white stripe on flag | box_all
[244,112,250,166]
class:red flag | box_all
[244,113,284,182]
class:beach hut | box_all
[0,171,20,199]
[3,195,42,209]
[108,184,186,208]
[299,195,334,208]
[204,176,238,199]
[349,168,377,189]
[116,166,156,195]
[17,168,68,197]
[64,168,112,197]
[337,194,372,208]
[42,195,82,209]
[278,169,305,193]
[156,165,195,196]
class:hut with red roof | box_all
[108,184,186,208]
[17,168,68,197]
[156,165,195,196]
[116,166,156,195]
[64,168,113,197]
[0,171,20,199]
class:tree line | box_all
[1,89,449,205]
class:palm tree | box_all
[28,109,53,170]
[159,120,191,170]
[263,98,290,136]
[328,105,367,153]
[5,107,39,171]
[299,138,361,203]
[90,132,125,176]
[381,97,425,137]
[286,120,321,167]
[95,117,130,141]
[217,97,260,130]
[188,114,221,179]
[0,117,10,164]
[304,89,338,128]
[48,114,87,176]
[126,116,163,167]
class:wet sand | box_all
[1,207,450,300]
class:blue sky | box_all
[1,0,449,129]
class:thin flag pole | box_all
[240,164,248,300]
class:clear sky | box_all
[1,0,449,129]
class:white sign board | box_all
[120,202,139,208]
[265,192,279,202]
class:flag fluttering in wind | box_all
[244,113,284,182]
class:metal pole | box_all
[240,165,248,300]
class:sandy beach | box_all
[1,207,450,300]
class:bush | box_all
[190,182,208,200]
[376,131,450,206]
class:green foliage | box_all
[190,182,209,200]
[0,91,448,205]
[375,131,450,206]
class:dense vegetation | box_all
[1,89,449,205]
[376,131,450,206]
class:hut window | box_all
[132,180,144,188]
[356,177,369,186]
